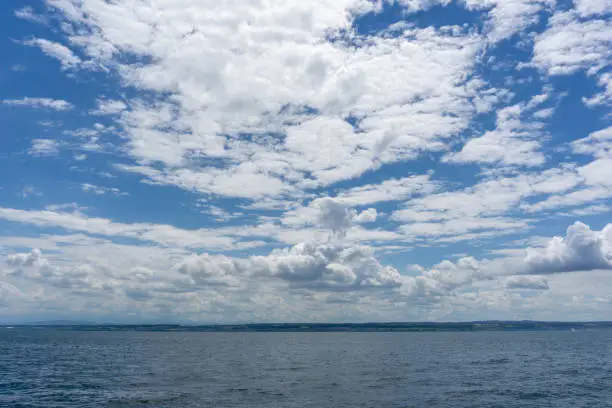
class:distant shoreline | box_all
[3,321,612,332]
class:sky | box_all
[0,0,611,324]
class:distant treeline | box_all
[9,321,612,332]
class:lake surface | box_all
[1,328,610,407]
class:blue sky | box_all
[0,0,611,323]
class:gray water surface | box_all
[1,329,610,407]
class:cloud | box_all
[392,167,585,241]
[572,126,612,158]
[524,222,612,274]
[582,72,611,107]
[311,198,356,237]
[251,242,402,290]
[14,6,48,24]
[39,0,487,200]
[443,99,548,167]
[22,38,82,70]
[2,242,401,307]
[0,207,239,250]
[396,221,611,302]
[20,186,42,199]
[282,197,380,238]
[529,10,611,76]
[81,183,128,196]
[3,0,612,322]
[176,254,243,287]
[573,0,610,17]
[335,175,437,206]
[90,99,127,115]
[0,282,23,306]
[167,241,403,292]
[465,0,556,43]
[504,275,549,290]
[2,97,73,111]
[355,208,378,224]
[3,250,104,292]
[5,248,46,268]
[29,139,60,156]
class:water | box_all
[1,329,610,407]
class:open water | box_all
[0,328,610,407]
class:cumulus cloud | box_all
[355,208,378,224]
[176,254,243,287]
[2,241,402,303]
[251,242,402,290]
[523,222,612,274]
[397,222,611,301]
[313,198,356,237]
[505,275,549,290]
[5,248,46,268]
[282,197,379,238]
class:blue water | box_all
[1,329,610,407]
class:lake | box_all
[1,328,610,407]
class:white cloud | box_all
[443,103,546,167]
[29,139,60,156]
[14,6,48,24]
[90,99,127,115]
[335,175,437,206]
[22,38,81,70]
[583,72,611,107]
[572,126,612,158]
[5,248,46,268]
[44,203,87,212]
[282,197,380,238]
[176,254,242,287]
[504,275,549,290]
[355,208,378,224]
[522,186,612,213]
[524,222,612,274]
[251,243,402,290]
[530,11,611,75]
[81,183,128,196]
[408,221,612,290]
[573,0,611,17]
[0,207,238,250]
[393,167,583,241]
[2,97,73,111]
[39,0,487,200]
[3,0,611,321]
[1,221,611,320]
[465,0,556,43]
[404,0,556,43]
